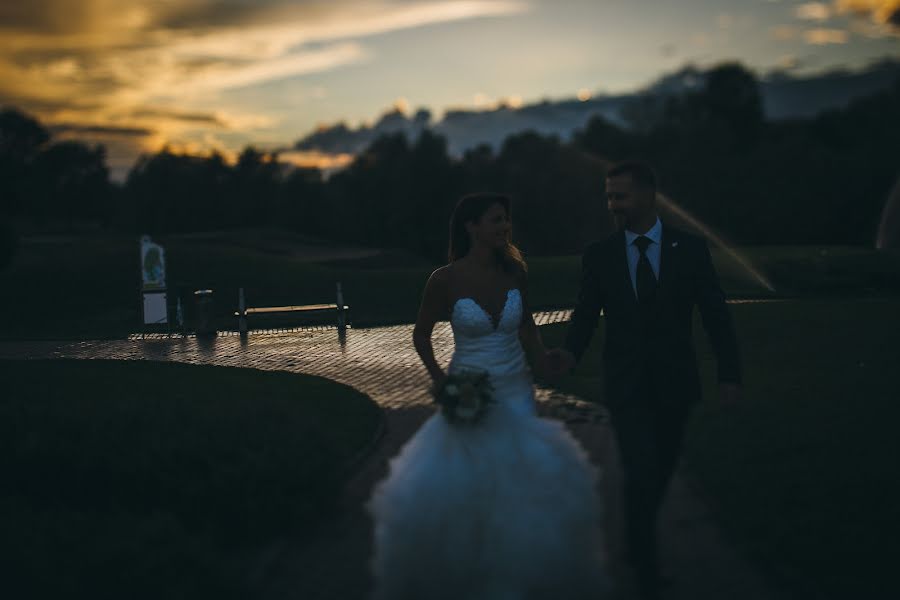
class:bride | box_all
[365,193,609,599]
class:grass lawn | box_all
[537,297,900,599]
[3,228,898,339]
[0,358,382,599]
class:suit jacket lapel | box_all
[613,230,638,306]
[657,223,676,300]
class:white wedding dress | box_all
[365,288,609,600]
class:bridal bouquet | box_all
[431,369,496,425]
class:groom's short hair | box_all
[606,160,657,192]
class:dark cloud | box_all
[0,1,83,34]
[129,108,227,127]
[155,0,336,31]
[39,108,228,140]
[889,7,900,28]
[0,94,106,114]
[177,56,254,74]
[49,123,154,137]
[154,1,266,30]
[0,0,342,35]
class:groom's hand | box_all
[545,348,576,378]
[719,382,741,406]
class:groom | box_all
[548,160,742,599]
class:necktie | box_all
[633,235,657,303]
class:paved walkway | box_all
[0,309,780,599]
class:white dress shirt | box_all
[624,216,662,297]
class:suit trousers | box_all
[608,363,691,586]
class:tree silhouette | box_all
[24,141,110,228]
[573,115,637,162]
[0,218,17,270]
[698,63,765,148]
[490,131,609,254]
[0,108,51,217]
[279,166,325,235]
[126,148,232,232]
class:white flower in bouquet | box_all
[431,369,495,425]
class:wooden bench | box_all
[234,286,350,334]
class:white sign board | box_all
[142,292,168,325]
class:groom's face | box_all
[606,175,653,229]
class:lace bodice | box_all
[448,288,529,379]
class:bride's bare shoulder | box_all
[424,263,457,295]
[430,263,454,281]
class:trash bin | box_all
[193,289,216,337]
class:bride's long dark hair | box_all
[448,193,527,274]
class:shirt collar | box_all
[625,216,663,246]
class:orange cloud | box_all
[834,0,900,33]
[770,24,799,40]
[278,150,355,174]
[803,27,850,43]
[796,3,833,20]
[835,0,900,21]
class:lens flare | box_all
[657,193,777,292]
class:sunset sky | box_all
[1,0,898,178]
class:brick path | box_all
[2,310,581,409]
[0,308,781,599]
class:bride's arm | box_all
[413,267,450,385]
[517,269,549,376]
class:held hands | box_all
[543,348,576,379]
[430,371,448,397]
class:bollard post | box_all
[336,281,346,335]
[176,295,185,337]
[193,289,216,338]
[238,287,248,338]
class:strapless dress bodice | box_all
[448,288,529,380]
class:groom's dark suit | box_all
[563,221,741,589]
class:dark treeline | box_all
[1,62,898,266]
